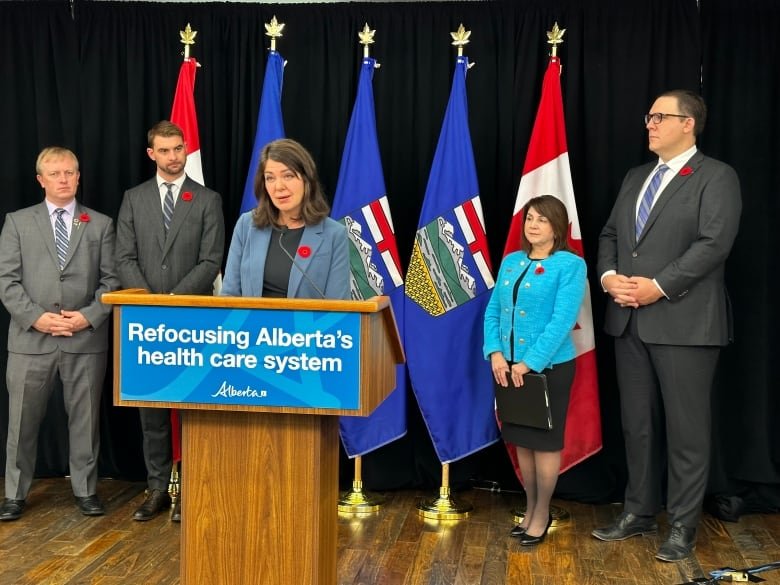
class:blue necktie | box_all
[635,164,669,240]
[54,208,69,269]
[163,183,175,232]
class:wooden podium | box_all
[103,290,403,585]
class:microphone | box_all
[278,227,327,299]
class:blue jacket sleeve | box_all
[521,256,586,372]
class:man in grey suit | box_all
[116,120,224,523]
[0,147,119,521]
[592,90,742,561]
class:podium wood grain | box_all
[103,290,402,585]
[181,410,338,584]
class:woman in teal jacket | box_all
[483,195,586,546]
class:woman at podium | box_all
[222,139,350,300]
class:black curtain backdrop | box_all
[0,0,776,511]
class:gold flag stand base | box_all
[511,502,570,526]
[338,481,385,514]
[168,463,181,504]
[417,463,471,520]
[338,456,384,514]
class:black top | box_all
[263,226,304,298]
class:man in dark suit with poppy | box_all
[593,90,741,561]
[115,120,224,523]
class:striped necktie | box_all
[163,183,175,232]
[635,164,669,240]
[54,208,69,269]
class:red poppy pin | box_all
[79,212,90,223]
[181,191,193,201]
[534,264,545,275]
[297,246,311,258]
[679,166,693,176]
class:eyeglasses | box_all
[644,112,689,125]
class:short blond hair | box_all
[36,147,79,175]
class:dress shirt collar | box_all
[654,144,697,175]
[156,174,186,192]
[45,199,77,218]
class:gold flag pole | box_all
[416,23,477,523]
[168,22,199,508]
[417,462,471,520]
[180,23,197,61]
[338,454,385,514]
[508,22,571,528]
[337,24,386,516]
[265,15,285,52]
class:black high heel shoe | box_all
[509,524,526,537]
[518,513,553,546]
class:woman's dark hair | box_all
[520,194,574,254]
[252,138,330,228]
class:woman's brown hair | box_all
[520,194,574,254]
[251,138,330,228]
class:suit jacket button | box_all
[59,276,65,281]
[161,264,168,270]
[632,251,638,258]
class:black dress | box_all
[501,359,575,451]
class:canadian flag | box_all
[505,55,602,473]
[168,57,203,463]
[170,58,204,185]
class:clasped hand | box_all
[491,353,530,387]
[33,310,89,337]
[603,274,663,308]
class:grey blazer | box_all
[597,151,742,346]
[115,176,225,294]
[0,202,119,354]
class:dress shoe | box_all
[518,514,553,546]
[0,498,25,521]
[75,495,105,516]
[655,522,696,562]
[509,524,526,537]
[171,498,181,523]
[133,489,171,521]
[591,512,658,541]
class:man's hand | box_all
[603,273,639,308]
[58,310,90,334]
[626,276,664,306]
[33,312,73,336]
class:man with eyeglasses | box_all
[593,90,742,562]
[0,147,119,521]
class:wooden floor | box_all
[0,479,778,585]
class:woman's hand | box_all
[490,353,510,387]
[510,361,530,387]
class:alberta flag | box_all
[169,56,203,462]
[240,50,285,213]
[332,56,407,457]
[403,56,500,464]
[505,55,602,473]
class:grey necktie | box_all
[635,164,669,240]
[54,208,69,269]
[163,183,175,232]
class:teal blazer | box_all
[221,211,350,300]
[483,250,586,372]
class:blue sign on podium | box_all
[117,305,362,409]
